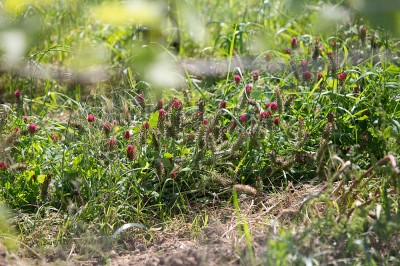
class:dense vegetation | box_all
[0,0,399,264]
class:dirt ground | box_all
[2,182,325,266]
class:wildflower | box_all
[142,121,150,130]
[126,145,134,160]
[327,52,334,58]
[22,116,28,123]
[138,93,144,101]
[239,113,247,123]
[291,37,298,48]
[327,113,335,122]
[170,173,177,179]
[338,73,346,82]
[331,40,337,49]
[345,146,350,153]
[109,138,117,147]
[252,69,259,80]
[202,119,208,125]
[302,70,312,82]
[219,100,226,109]
[0,162,6,171]
[260,111,271,119]
[14,90,21,100]
[245,84,253,94]
[265,102,271,109]
[172,99,182,110]
[112,120,118,126]
[14,127,19,133]
[28,124,37,134]
[360,25,366,41]
[270,102,278,112]
[353,86,359,93]
[87,114,95,122]
[123,130,132,140]
[103,121,112,133]
[196,111,203,118]
[301,60,308,68]
[233,75,241,85]
[284,48,291,55]
[317,72,324,81]
[159,109,166,117]
[273,117,279,125]
[156,99,164,110]
[52,134,59,142]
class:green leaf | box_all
[148,111,159,128]
[37,175,46,184]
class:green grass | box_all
[0,0,400,264]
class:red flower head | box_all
[22,116,28,123]
[87,114,95,122]
[245,84,253,94]
[219,100,226,109]
[123,130,132,140]
[52,134,59,142]
[0,162,6,171]
[142,121,150,130]
[202,119,208,125]
[14,90,21,100]
[338,73,346,81]
[261,110,271,119]
[239,113,247,123]
[331,40,337,49]
[109,138,117,147]
[138,93,144,101]
[317,72,324,81]
[126,145,134,160]
[265,102,271,109]
[159,109,166,117]
[28,124,37,134]
[103,121,112,133]
[302,70,312,82]
[170,173,177,179]
[270,102,278,112]
[273,117,279,125]
[252,69,259,80]
[301,60,308,67]
[291,37,298,48]
[327,113,335,122]
[172,99,182,110]
[327,52,334,58]
[196,111,203,117]
[234,75,241,84]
